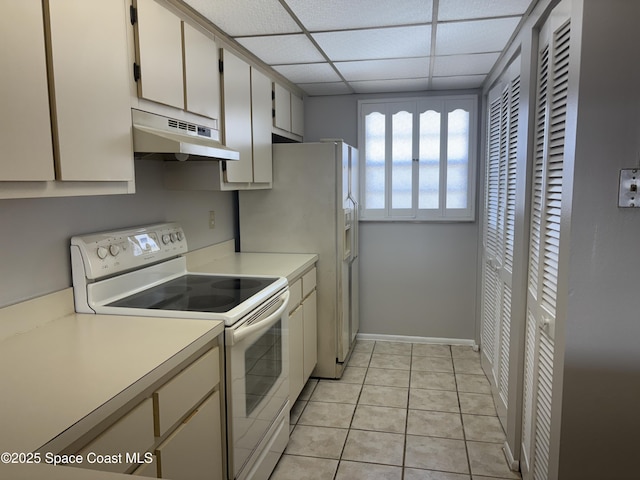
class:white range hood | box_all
[132,109,239,161]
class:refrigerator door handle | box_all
[348,195,359,262]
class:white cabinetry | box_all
[221,49,253,184]
[0,0,134,198]
[133,0,220,124]
[67,346,224,479]
[221,49,273,188]
[0,0,54,182]
[134,0,184,110]
[273,83,304,139]
[76,398,155,474]
[183,23,221,121]
[288,267,318,403]
[156,392,222,480]
[164,49,273,190]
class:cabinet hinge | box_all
[130,5,137,25]
[272,108,276,118]
[221,161,227,172]
[271,90,275,100]
[133,63,141,82]
[218,60,223,74]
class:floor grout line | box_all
[277,341,516,480]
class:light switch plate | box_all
[618,169,640,207]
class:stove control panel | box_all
[71,223,188,280]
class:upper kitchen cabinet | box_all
[132,0,220,124]
[221,50,272,187]
[133,0,184,110]
[1,0,54,182]
[165,49,272,190]
[48,0,133,182]
[273,82,304,139]
[183,23,220,121]
[220,49,253,185]
[0,0,134,198]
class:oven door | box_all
[225,289,289,480]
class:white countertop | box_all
[0,289,223,459]
[187,246,318,283]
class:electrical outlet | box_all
[209,211,215,229]
[618,169,640,207]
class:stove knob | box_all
[176,231,184,241]
[109,244,120,257]
[170,233,177,242]
[97,246,108,259]
[162,234,171,244]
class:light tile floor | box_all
[269,340,521,480]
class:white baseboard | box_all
[356,332,477,349]
[503,441,520,472]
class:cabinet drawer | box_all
[302,268,316,298]
[156,392,223,480]
[289,279,302,313]
[154,348,219,437]
[76,398,154,474]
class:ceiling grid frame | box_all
[180,0,537,96]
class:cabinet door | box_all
[48,0,133,181]
[156,392,223,480]
[221,49,253,183]
[76,398,155,474]
[303,291,317,381]
[291,93,304,137]
[251,68,273,184]
[288,305,304,402]
[0,0,54,181]
[135,0,184,109]
[273,83,291,131]
[183,23,220,121]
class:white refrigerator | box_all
[238,140,359,379]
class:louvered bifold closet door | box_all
[481,98,502,380]
[480,71,519,422]
[521,8,571,480]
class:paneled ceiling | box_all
[181,0,536,96]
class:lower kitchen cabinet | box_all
[65,344,224,479]
[156,392,222,480]
[76,398,155,474]
[288,267,318,403]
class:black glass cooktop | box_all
[108,275,277,313]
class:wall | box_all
[305,92,480,341]
[555,1,640,478]
[0,159,235,308]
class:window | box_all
[358,96,477,221]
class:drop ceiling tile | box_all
[350,78,430,94]
[335,57,429,81]
[435,18,521,55]
[298,82,353,96]
[236,34,325,65]
[431,75,486,90]
[313,25,431,62]
[438,0,533,21]
[284,0,433,31]
[433,52,500,77]
[273,63,341,83]
[183,0,301,36]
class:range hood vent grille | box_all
[132,109,239,162]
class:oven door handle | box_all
[228,291,290,345]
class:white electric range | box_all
[70,223,290,480]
